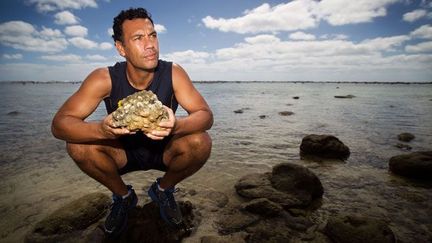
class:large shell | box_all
[111,90,169,132]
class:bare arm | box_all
[51,68,131,143]
[169,63,213,136]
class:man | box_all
[51,8,213,235]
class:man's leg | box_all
[160,132,212,189]
[66,140,129,195]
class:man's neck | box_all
[126,64,154,90]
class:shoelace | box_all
[163,188,180,210]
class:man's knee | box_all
[187,132,212,161]
[66,143,92,164]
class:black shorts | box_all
[117,132,171,175]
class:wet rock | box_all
[216,208,260,235]
[394,143,412,151]
[245,218,295,242]
[7,111,20,116]
[259,115,266,119]
[200,232,247,243]
[300,134,350,160]
[334,94,355,98]
[235,163,323,208]
[278,111,294,116]
[324,214,395,243]
[242,198,283,217]
[293,96,300,99]
[111,90,168,133]
[397,132,415,142]
[389,151,432,180]
[234,109,244,114]
[103,201,198,243]
[26,192,111,243]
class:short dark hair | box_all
[112,7,154,42]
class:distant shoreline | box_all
[1,80,431,85]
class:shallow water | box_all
[0,82,431,242]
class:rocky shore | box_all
[25,134,432,243]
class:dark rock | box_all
[245,218,294,242]
[389,151,432,180]
[278,111,294,116]
[300,134,350,160]
[203,191,229,208]
[104,201,198,243]
[324,214,395,243]
[235,163,323,208]
[334,94,355,98]
[242,198,283,217]
[397,132,415,142]
[7,111,20,115]
[394,143,412,151]
[259,115,266,119]
[234,109,244,114]
[216,208,260,235]
[26,193,111,242]
[200,233,247,243]
[292,96,300,99]
[271,163,324,204]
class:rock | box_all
[200,233,247,243]
[216,208,260,235]
[259,115,266,119]
[334,94,355,98]
[7,111,20,115]
[271,163,324,204]
[389,151,432,180]
[103,201,198,243]
[300,134,350,160]
[234,109,244,114]
[278,111,294,116]
[394,143,412,151]
[111,90,168,133]
[26,192,111,243]
[397,132,415,142]
[324,214,395,243]
[235,163,323,208]
[245,218,294,242]
[293,96,300,99]
[242,198,283,217]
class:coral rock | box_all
[111,90,168,132]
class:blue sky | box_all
[0,0,431,82]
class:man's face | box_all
[116,18,159,70]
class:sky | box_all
[0,0,431,82]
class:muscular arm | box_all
[51,68,130,143]
[170,63,213,136]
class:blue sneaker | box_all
[104,185,138,235]
[148,178,183,227]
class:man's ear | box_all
[115,41,125,57]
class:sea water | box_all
[0,82,431,242]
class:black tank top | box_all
[104,60,178,114]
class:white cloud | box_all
[0,21,68,52]
[41,54,82,62]
[64,25,87,37]
[3,54,23,59]
[154,24,167,34]
[289,31,316,40]
[29,0,97,12]
[161,50,210,64]
[320,33,349,40]
[86,54,107,61]
[245,34,281,44]
[202,1,320,34]
[54,11,79,25]
[318,0,399,25]
[403,9,428,22]
[411,24,432,39]
[68,37,112,50]
[405,41,432,52]
[107,28,114,37]
[359,35,410,51]
[99,42,113,50]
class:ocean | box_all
[0,81,431,242]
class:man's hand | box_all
[145,105,176,140]
[100,113,134,139]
